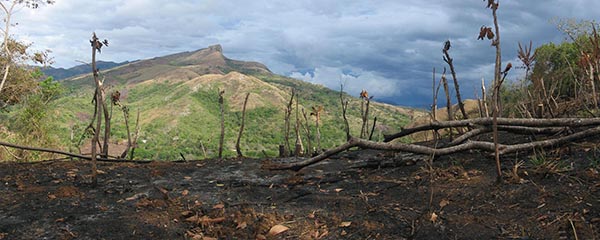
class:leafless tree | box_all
[218,89,225,159]
[236,92,250,157]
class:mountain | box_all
[23,45,424,159]
[42,60,129,80]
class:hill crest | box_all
[54,44,420,159]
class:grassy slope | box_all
[3,49,419,160]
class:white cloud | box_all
[290,66,405,99]
[5,0,599,106]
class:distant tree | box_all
[10,69,63,160]
[0,0,54,101]
[310,105,323,151]
[530,41,580,99]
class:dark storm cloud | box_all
[11,0,600,107]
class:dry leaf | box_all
[319,229,329,238]
[66,171,77,178]
[334,188,343,193]
[182,190,189,196]
[430,212,438,223]
[181,211,194,218]
[156,186,169,195]
[184,176,192,180]
[48,194,57,200]
[267,224,289,236]
[216,183,224,187]
[185,216,200,223]
[236,221,247,229]
[55,218,65,223]
[256,234,267,240]
[186,231,203,240]
[97,170,106,175]
[213,203,225,209]
[135,198,153,208]
[339,221,352,227]
[439,199,450,209]
[341,230,347,236]
[125,193,145,201]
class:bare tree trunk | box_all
[432,67,437,122]
[283,90,295,157]
[102,97,112,158]
[362,98,371,138]
[441,70,454,140]
[491,2,503,182]
[120,106,132,159]
[482,78,489,117]
[91,91,102,184]
[302,108,312,155]
[360,99,366,138]
[218,89,225,159]
[340,84,351,141]
[129,109,140,161]
[589,63,598,111]
[432,68,443,141]
[369,117,377,141]
[236,93,250,158]
[90,34,102,186]
[0,2,16,94]
[199,140,207,159]
[443,42,468,119]
[294,93,303,156]
[316,114,321,152]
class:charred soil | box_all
[1,136,600,239]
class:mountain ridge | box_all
[42,60,129,80]
[35,44,422,159]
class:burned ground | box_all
[1,136,599,239]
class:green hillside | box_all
[1,45,421,160]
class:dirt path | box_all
[1,146,599,239]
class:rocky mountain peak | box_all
[208,44,223,53]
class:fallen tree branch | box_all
[264,139,359,171]
[0,140,150,163]
[267,125,600,171]
[448,125,567,146]
[384,117,600,142]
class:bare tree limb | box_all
[0,140,119,162]
[384,117,600,142]
[266,125,600,171]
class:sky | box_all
[10,0,600,108]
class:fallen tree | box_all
[383,117,600,142]
[265,117,600,171]
[0,140,151,163]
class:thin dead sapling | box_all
[443,40,468,119]
[236,92,250,158]
[89,32,109,185]
[218,89,225,159]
